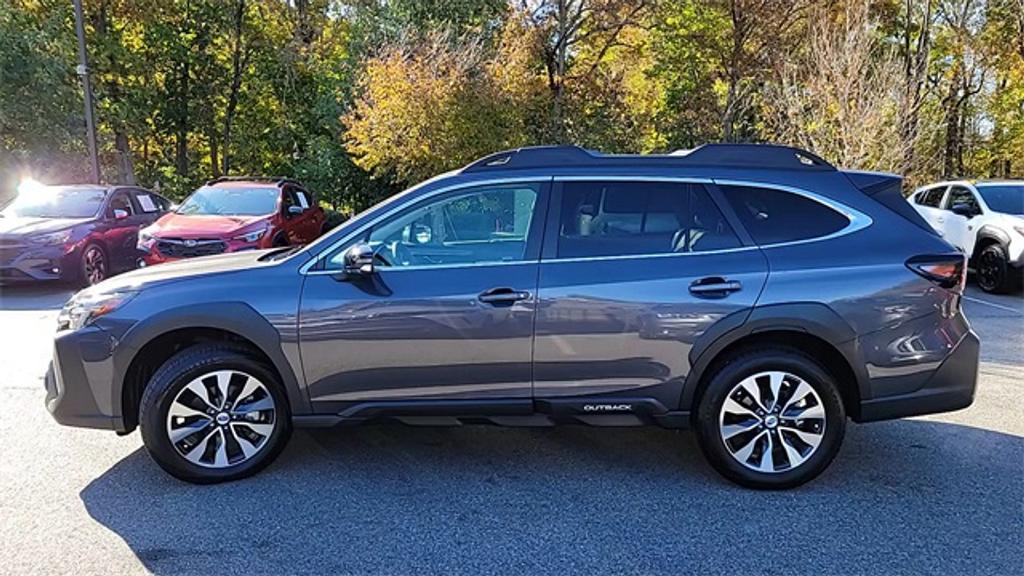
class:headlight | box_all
[57,290,138,331]
[29,230,72,245]
[233,226,268,243]
[137,229,156,251]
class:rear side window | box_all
[720,185,848,245]
[917,187,946,208]
[556,181,741,258]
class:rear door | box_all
[533,178,768,411]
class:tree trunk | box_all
[114,131,135,184]
[222,0,246,175]
[175,0,191,177]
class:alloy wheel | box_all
[977,250,1002,292]
[166,370,277,469]
[718,371,826,473]
[82,246,106,285]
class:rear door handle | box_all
[689,277,742,297]
[478,287,530,304]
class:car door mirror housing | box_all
[343,242,375,277]
[112,209,129,220]
[951,203,977,218]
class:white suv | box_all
[909,180,1024,293]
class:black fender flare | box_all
[111,302,309,424]
[974,225,1010,256]
[678,302,870,414]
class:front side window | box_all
[329,183,540,269]
[720,185,849,245]
[976,184,1024,215]
[107,192,135,217]
[176,186,280,216]
[556,181,741,258]
[945,186,980,213]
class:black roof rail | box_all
[460,143,835,173]
[204,176,302,186]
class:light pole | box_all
[72,0,101,184]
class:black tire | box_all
[975,243,1017,294]
[139,344,292,484]
[694,347,845,490]
[79,243,108,286]
[272,233,289,248]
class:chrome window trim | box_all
[300,177,548,275]
[302,175,873,274]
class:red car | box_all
[138,177,325,265]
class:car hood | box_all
[85,249,302,293]
[151,213,268,238]
[0,216,88,237]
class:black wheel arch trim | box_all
[974,225,1010,254]
[110,302,309,430]
[679,302,870,416]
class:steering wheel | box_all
[373,241,414,267]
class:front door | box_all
[533,179,769,409]
[298,181,548,409]
[943,185,981,255]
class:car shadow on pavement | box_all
[80,420,1023,575]
[0,285,73,311]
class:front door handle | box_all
[689,277,742,297]
[478,287,530,305]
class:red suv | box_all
[138,177,325,265]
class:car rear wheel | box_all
[695,347,845,489]
[80,243,107,286]
[976,243,1015,294]
[139,344,291,483]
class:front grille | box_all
[156,238,227,258]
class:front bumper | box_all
[0,243,80,282]
[44,325,120,430]
[858,328,979,422]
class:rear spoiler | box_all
[843,171,938,235]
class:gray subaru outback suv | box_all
[45,144,979,489]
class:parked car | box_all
[0,184,170,285]
[908,180,1023,293]
[45,145,978,489]
[137,177,325,265]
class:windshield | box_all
[177,186,280,216]
[977,185,1024,215]
[0,186,106,218]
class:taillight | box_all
[906,254,966,291]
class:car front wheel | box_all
[976,243,1016,294]
[695,347,845,489]
[139,344,292,483]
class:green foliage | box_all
[1,0,1021,209]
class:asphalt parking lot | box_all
[0,282,1021,575]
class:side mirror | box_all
[287,205,305,216]
[951,203,977,218]
[343,242,375,277]
[113,209,129,220]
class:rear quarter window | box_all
[720,185,849,245]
